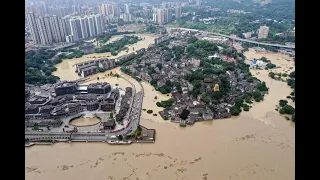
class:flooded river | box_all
[26,45,294,180]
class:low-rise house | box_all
[203,109,214,120]
[38,121,50,127]
[100,98,116,111]
[204,78,213,83]
[25,121,37,127]
[25,103,39,114]
[157,80,166,87]
[49,120,63,127]
[170,116,181,123]
[103,120,116,130]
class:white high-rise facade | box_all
[258,26,270,39]
[87,16,97,37]
[153,13,158,22]
[80,17,89,39]
[165,8,172,23]
[26,12,41,44]
[124,4,130,14]
[175,7,181,19]
[94,14,103,35]
[99,3,118,17]
[155,8,172,24]
[156,8,165,24]
[69,18,82,41]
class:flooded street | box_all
[53,34,157,81]
[26,45,294,180]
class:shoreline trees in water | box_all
[25,49,62,85]
[95,35,142,54]
[277,99,295,122]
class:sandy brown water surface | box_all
[69,117,101,127]
[26,47,294,180]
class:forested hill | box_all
[201,0,295,21]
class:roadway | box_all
[167,27,295,49]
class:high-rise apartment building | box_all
[156,8,165,24]
[36,16,53,45]
[58,18,68,41]
[50,15,64,42]
[175,6,181,19]
[124,4,130,14]
[196,0,201,6]
[153,13,158,22]
[87,16,97,37]
[258,26,269,39]
[80,17,89,39]
[155,8,172,24]
[99,3,118,17]
[122,13,133,22]
[61,17,72,35]
[69,18,82,41]
[66,35,74,43]
[26,12,41,44]
[94,14,103,35]
[165,8,172,23]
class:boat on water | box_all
[107,140,132,145]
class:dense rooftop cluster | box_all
[25,81,132,129]
[120,32,268,125]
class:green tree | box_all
[287,78,295,88]
[257,82,268,92]
[269,72,275,79]
[230,106,241,116]
[292,114,295,122]
[118,135,123,141]
[279,99,288,107]
[180,109,190,120]
[282,105,295,115]
[279,108,285,114]
[235,97,244,107]
[156,102,163,107]
[266,63,276,69]
[289,71,295,78]
[261,57,268,62]
[156,63,163,70]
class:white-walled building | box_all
[258,26,269,39]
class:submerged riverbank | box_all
[26,43,294,180]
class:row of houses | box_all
[25,120,63,128]
[115,87,133,122]
[75,58,116,77]
[25,102,83,120]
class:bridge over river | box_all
[167,27,295,49]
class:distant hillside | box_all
[203,0,295,20]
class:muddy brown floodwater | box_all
[69,117,101,127]
[26,46,294,180]
[53,33,157,81]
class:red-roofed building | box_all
[204,78,213,83]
